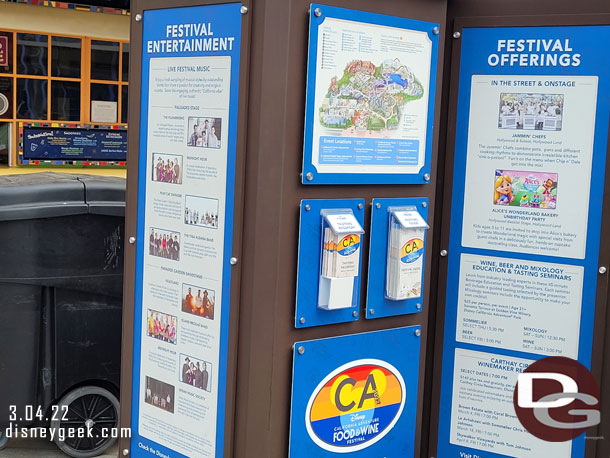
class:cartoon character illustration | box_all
[520,195,529,207]
[530,193,541,208]
[494,175,514,205]
[542,178,557,202]
[547,195,557,209]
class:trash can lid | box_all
[0,172,125,221]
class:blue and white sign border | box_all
[301,3,439,185]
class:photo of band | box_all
[144,376,175,414]
[181,283,215,320]
[184,195,219,229]
[186,116,222,149]
[149,227,180,261]
[180,354,212,392]
[146,309,177,345]
[152,153,183,184]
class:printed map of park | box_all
[320,59,424,131]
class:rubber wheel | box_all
[50,386,120,458]
[0,430,8,450]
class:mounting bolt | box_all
[305,204,311,211]
[375,202,381,209]
[440,249,448,257]
[306,172,314,181]
[299,317,306,324]
[297,345,305,355]
[240,5,248,14]
[422,201,428,208]
[423,173,431,181]
[358,203,363,210]
[370,309,375,315]
[432,26,440,35]
[416,303,422,310]
[352,310,358,318]
[122,449,129,456]
[128,236,136,244]
[230,257,238,265]
[134,13,142,22]
[314,7,322,17]
[599,266,607,274]
[415,329,421,337]
[453,31,461,39]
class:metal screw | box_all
[416,303,422,310]
[432,26,440,35]
[415,329,421,337]
[297,346,305,355]
[422,201,428,208]
[314,7,322,17]
[599,266,607,274]
[423,173,431,181]
[440,249,448,257]
[453,31,461,39]
[352,310,358,318]
[134,13,142,22]
[240,5,248,14]
[358,203,363,210]
[299,317,306,324]
[122,449,129,457]
[230,257,238,265]
[305,204,311,211]
[369,309,375,315]
[128,236,136,244]
[375,202,381,209]
[306,172,314,181]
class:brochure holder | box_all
[318,209,365,310]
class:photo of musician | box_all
[152,153,183,184]
[180,354,212,393]
[184,195,219,229]
[146,309,177,345]
[144,376,175,413]
[149,227,180,261]
[181,283,215,320]
[186,117,222,149]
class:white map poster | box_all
[309,16,432,175]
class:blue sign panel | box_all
[437,26,610,458]
[22,126,127,162]
[301,4,438,185]
[289,326,421,457]
[130,4,242,458]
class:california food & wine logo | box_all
[305,359,405,452]
[401,238,424,263]
[336,234,361,256]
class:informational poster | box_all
[301,4,438,184]
[91,100,118,123]
[462,75,597,259]
[437,25,610,458]
[21,126,127,161]
[289,327,421,457]
[130,4,242,458]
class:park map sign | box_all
[301,4,438,185]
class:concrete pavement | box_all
[1,437,118,457]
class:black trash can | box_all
[0,172,125,457]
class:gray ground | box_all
[1,438,118,457]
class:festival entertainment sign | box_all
[301,4,438,185]
[289,327,421,457]
[437,26,610,458]
[129,4,242,458]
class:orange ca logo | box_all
[336,234,361,257]
[305,359,405,452]
[401,238,424,263]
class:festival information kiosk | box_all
[119,1,610,458]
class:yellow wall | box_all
[0,2,130,176]
[0,2,129,40]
